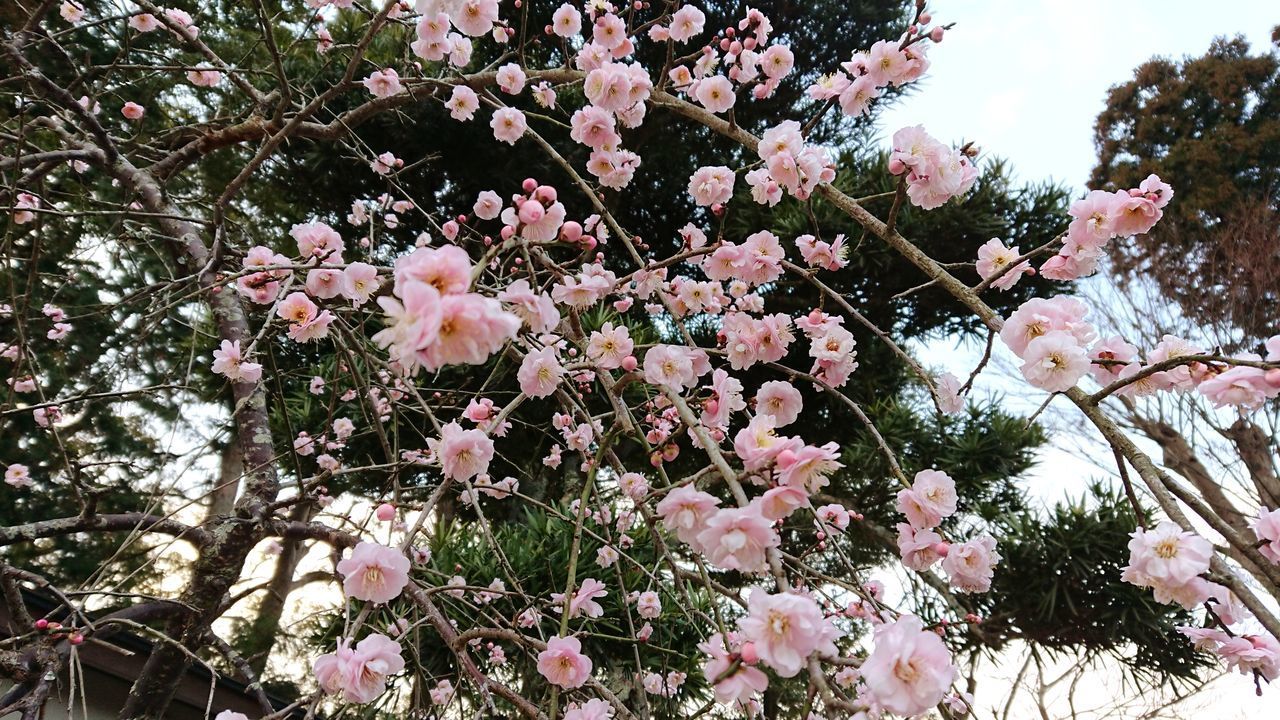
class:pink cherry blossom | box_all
[313,633,405,704]
[655,486,721,545]
[537,635,593,689]
[1019,331,1090,393]
[1123,521,1213,593]
[517,347,564,398]
[738,589,840,677]
[362,68,403,98]
[695,75,736,113]
[897,523,943,570]
[700,633,768,706]
[211,340,263,384]
[453,0,499,37]
[755,381,802,426]
[696,503,778,572]
[586,323,633,370]
[975,238,1033,290]
[337,542,411,603]
[551,4,582,37]
[4,464,31,489]
[896,469,958,529]
[668,6,706,43]
[860,615,955,717]
[943,534,1000,593]
[121,102,145,120]
[428,421,494,481]
[445,85,480,121]
[688,166,735,207]
[490,107,527,145]
[1253,508,1280,564]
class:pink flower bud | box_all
[522,178,537,192]
[888,157,906,175]
[929,26,944,42]
[376,503,396,521]
[69,633,84,646]
[740,641,759,664]
[35,619,49,630]
[621,355,638,371]
[560,221,583,242]
[500,225,515,240]
[518,200,545,224]
[919,11,932,23]
[932,541,950,557]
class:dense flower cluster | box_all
[8,2,1280,718]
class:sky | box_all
[883,2,1277,715]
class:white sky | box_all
[890,2,1277,715]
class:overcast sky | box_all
[888,3,1276,714]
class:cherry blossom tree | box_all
[2,1,1279,719]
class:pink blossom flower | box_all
[490,107,527,145]
[1000,297,1095,357]
[60,2,84,23]
[429,679,454,705]
[537,635,593,689]
[732,414,801,472]
[1019,331,1090,392]
[427,421,494,481]
[211,340,263,384]
[694,75,736,113]
[738,589,841,677]
[1253,508,1280,565]
[562,699,612,720]
[655,486,721,545]
[943,534,1000,593]
[453,0,500,37]
[4,464,31,489]
[394,245,471,296]
[445,85,480,121]
[896,523,943,570]
[292,221,345,261]
[816,503,850,530]
[1123,521,1212,591]
[313,634,405,704]
[697,503,778,572]
[496,63,526,94]
[636,590,661,619]
[128,13,159,32]
[643,344,710,389]
[551,4,582,37]
[187,68,222,87]
[755,381,802,427]
[618,472,648,500]
[758,485,809,520]
[1198,366,1270,410]
[688,165,735,207]
[699,633,768,705]
[497,279,560,333]
[362,68,403,98]
[896,469,957,529]
[337,542,411,603]
[775,442,842,493]
[668,5,706,43]
[586,323,633,370]
[342,262,381,306]
[795,233,848,271]
[517,347,564,398]
[975,238,1033,290]
[121,102,145,120]
[860,615,955,717]
[554,577,607,619]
